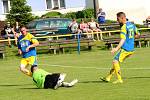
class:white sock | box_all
[62,79,78,87]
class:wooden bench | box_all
[0,38,5,59]
[49,38,95,54]
[36,40,50,53]
[104,34,150,49]
[104,38,144,49]
[99,23,120,31]
[99,22,134,31]
[103,38,120,49]
[135,34,150,48]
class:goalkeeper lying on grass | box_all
[31,66,78,89]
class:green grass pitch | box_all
[0,48,150,100]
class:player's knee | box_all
[19,66,26,72]
[20,64,26,71]
[112,60,119,64]
[19,67,23,72]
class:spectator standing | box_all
[97,8,106,24]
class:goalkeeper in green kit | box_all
[31,66,78,89]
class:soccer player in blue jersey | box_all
[18,26,39,77]
[101,12,140,84]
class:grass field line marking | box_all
[39,64,150,70]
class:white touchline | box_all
[39,64,150,70]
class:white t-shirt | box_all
[89,22,97,29]
[70,22,78,33]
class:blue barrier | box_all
[77,33,81,55]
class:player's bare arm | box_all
[26,41,39,52]
[18,49,22,55]
[111,39,125,55]
[135,33,140,39]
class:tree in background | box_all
[6,0,34,25]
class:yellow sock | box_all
[106,68,115,81]
[25,70,32,77]
[114,63,122,81]
[106,65,115,81]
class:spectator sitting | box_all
[97,8,106,24]
[1,22,17,47]
[68,19,81,39]
[146,16,150,23]
[79,19,92,39]
[145,16,150,27]
[11,21,21,46]
[12,21,21,38]
[88,18,101,41]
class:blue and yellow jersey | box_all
[18,33,38,58]
[120,21,139,51]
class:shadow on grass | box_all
[0,84,40,89]
[0,84,32,87]
[20,87,39,89]
[79,80,108,83]
[124,76,150,79]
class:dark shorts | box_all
[44,73,60,89]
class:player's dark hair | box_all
[117,12,126,17]
[31,65,37,73]
[20,25,27,29]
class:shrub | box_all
[63,12,77,19]
[76,9,94,19]
[41,11,62,18]
[81,9,94,18]
[76,11,84,18]
[62,8,94,19]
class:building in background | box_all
[0,0,149,24]
[99,0,150,24]
[27,0,86,16]
[0,0,10,20]
[86,0,150,24]
[0,0,87,21]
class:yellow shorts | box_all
[114,49,134,62]
[20,56,37,67]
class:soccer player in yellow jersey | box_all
[101,12,140,84]
[18,26,39,77]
